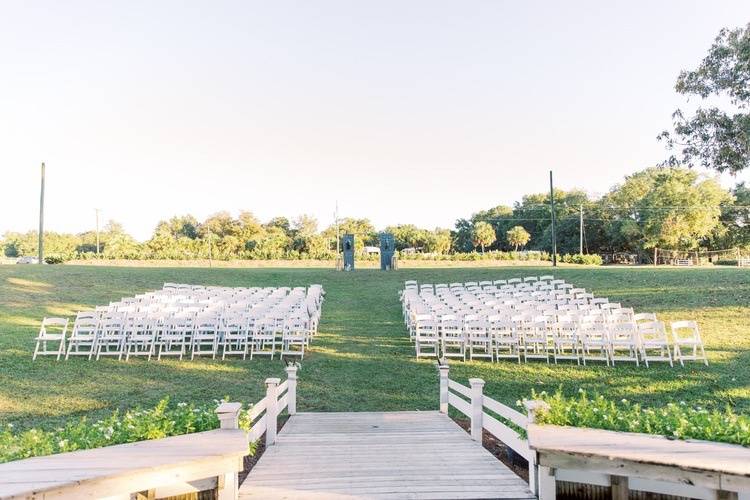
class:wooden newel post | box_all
[525,400,553,500]
[439,365,449,414]
[285,365,297,416]
[265,378,280,447]
[215,402,242,430]
[469,378,484,442]
[214,402,241,500]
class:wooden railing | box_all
[439,366,750,500]
[0,365,298,500]
[246,365,298,445]
[524,414,750,500]
[439,365,539,494]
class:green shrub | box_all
[43,255,66,265]
[715,259,739,266]
[528,390,750,446]
[561,253,603,265]
[395,250,552,262]
[0,398,254,463]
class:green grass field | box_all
[1,265,748,431]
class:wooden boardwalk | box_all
[240,411,535,499]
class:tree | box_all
[472,221,496,253]
[321,218,376,252]
[605,167,731,250]
[660,23,750,174]
[291,215,319,254]
[715,182,750,248]
[429,229,453,254]
[506,225,531,251]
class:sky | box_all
[1,1,749,241]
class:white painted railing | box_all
[0,365,299,500]
[439,368,750,500]
[0,405,248,500]
[524,415,750,500]
[246,365,298,446]
[439,365,539,494]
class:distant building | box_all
[364,246,380,255]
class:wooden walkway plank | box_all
[240,411,534,499]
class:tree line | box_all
[2,166,748,262]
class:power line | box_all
[490,204,750,210]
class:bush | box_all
[0,398,254,463]
[528,390,750,446]
[43,255,66,265]
[715,259,738,266]
[561,253,603,265]
[396,250,552,262]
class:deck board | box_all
[240,411,534,499]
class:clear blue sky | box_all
[2,1,749,240]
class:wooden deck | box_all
[240,411,535,499]
[0,429,248,499]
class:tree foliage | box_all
[660,23,750,174]
[472,221,496,253]
[506,225,531,251]
[2,167,747,261]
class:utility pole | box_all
[95,208,101,257]
[549,170,557,267]
[208,229,213,268]
[38,162,45,264]
[335,201,340,254]
[579,204,583,255]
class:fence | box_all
[0,366,297,500]
[439,365,539,494]
[441,365,750,500]
[246,365,297,446]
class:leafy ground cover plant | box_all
[0,398,254,463]
[529,389,750,446]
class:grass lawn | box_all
[0,265,748,431]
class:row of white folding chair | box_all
[56,307,314,361]
[411,312,704,367]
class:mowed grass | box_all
[0,265,748,431]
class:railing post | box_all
[439,364,450,414]
[215,402,242,430]
[265,377,280,446]
[285,365,298,415]
[525,400,552,499]
[215,402,241,500]
[468,378,485,442]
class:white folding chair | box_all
[33,317,69,361]
[609,323,640,366]
[579,320,610,366]
[489,316,520,363]
[66,312,99,360]
[125,314,156,360]
[517,315,550,363]
[281,316,308,360]
[221,314,250,360]
[637,320,673,367]
[192,314,219,359]
[158,314,192,360]
[95,315,127,360]
[465,319,492,361]
[440,317,465,360]
[251,317,278,359]
[552,315,580,364]
[671,321,708,367]
[415,316,439,358]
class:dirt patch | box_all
[453,417,529,482]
